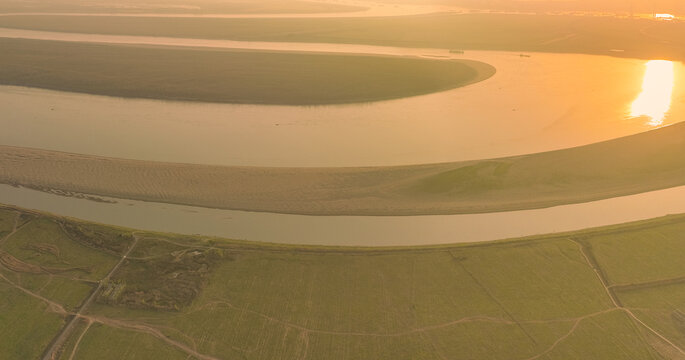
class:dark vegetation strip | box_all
[611,276,685,293]
[0,37,493,105]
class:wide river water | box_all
[2,28,685,166]
[3,28,685,245]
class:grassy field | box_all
[71,323,192,360]
[1,204,684,359]
[2,13,685,61]
[0,37,492,105]
[0,279,67,360]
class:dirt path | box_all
[40,232,141,360]
[82,315,221,360]
[67,320,91,360]
[524,308,619,360]
[189,298,608,338]
[0,254,219,360]
[0,270,68,315]
[569,238,685,357]
[449,250,537,344]
[2,207,683,359]
[610,275,685,292]
[0,242,656,360]
[0,210,30,245]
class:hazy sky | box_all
[387,0,685,15]
[3,0,685,16]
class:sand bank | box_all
[3,121,685,215]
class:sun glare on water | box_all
[654,13,676,21]
[630,60,675,126]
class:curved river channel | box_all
[2,28,685,167]
[3,184,685,246]
[2,28,685,245]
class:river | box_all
[2,184,684,246]
[2,27,685,245]
[2,28,683,166]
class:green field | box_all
[1,205,684,359]
[0,37,492,105]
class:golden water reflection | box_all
[630,60,675,126]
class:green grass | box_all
[60,221,135,256]
[3,205,685,359]
[6,271,94,312]
[616,283,685,351]
[1,217,121,280]
[582,222,685,285]
[128,238,611,359]
[536,310,663,360]
[451,240,613,319]
[427,320,584,360]
[56,318,90,360]
[0,37,493,105]
[0,280,66,360]
[36,276,92,311]
[128,237,188,259]
[71,323,191,360]
[0,209,17,239]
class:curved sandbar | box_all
[0,37,494,105]
[3,120,685,216]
